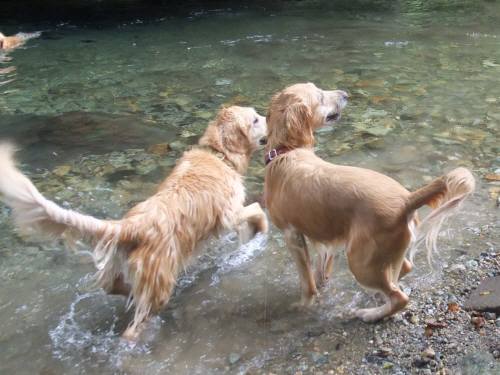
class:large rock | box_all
[464,276,500,313]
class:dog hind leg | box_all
[348,232,410,322]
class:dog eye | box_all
[253,118,259,125]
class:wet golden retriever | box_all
[0,32,24,50]
[0,106,268,340]
[264,82,474,322]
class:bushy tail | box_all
[0,143,110,240]
[406,167,475,265]
[0,143,126,288]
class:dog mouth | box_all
[326,112,341,123]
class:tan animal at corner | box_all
[0,106,268,340]
[0,32,24,50]
[264,82,474,322]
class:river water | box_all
[0,1,499,374]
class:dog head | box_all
[266,82,348,149]
[199,106,267,172]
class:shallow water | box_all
[0,1,499,374]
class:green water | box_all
[0,1,499,374]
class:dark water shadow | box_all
[0,111,176,168]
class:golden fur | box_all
[264,83,475,321]
[0,32,24,50]
[0,106,268,340]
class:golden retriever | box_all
[0,106,268,340]
[0,32,25,50]
[264,82,474,322]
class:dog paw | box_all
[291,292,320,311]
[121,325,142,342]
[237,222,256,244]
[354,307,385,323]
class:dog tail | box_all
[406,167,475,265]
[0,143,130,286]
[0,143,113,240]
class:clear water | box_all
[0,1,499,374]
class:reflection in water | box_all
[0,1,499,374]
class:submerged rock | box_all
[147,143,172,156]
[0,112,175,169]
[228,352,241,365]
[52,165,72,177]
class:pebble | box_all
[375,347,392,357]
[422,347,435,359]
[228,352,241,365]
[471,316,485,329]
[465,260,479,269]
[310,352,328,365]
[413,357,430,368]
[382,361,393,369]
[449,264,466,273]
[484,312,496,320]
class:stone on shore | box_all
[464,276,500,313]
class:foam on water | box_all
[211,232,268,285]
[48,232,267,371]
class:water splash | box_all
[211,233,268,285]
[49,288,150,370]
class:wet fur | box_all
[264,83,475,321]
[0,32,24,50]
[0,106,268,340]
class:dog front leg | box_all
[236,202,268,244]
[311,241,335,289]
[284,228,318,306]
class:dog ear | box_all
[216,107,251,154]
[199,107,251,154]
[284,100,314,147]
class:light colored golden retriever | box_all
[0,106,268,340]
[264,82,474,322]
[0,32,24,50]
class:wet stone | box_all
[147,143,171,156]
[464,276,500,313]
[228,352,241,365]
[52,165,71,177]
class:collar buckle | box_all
[267,149,278,161]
